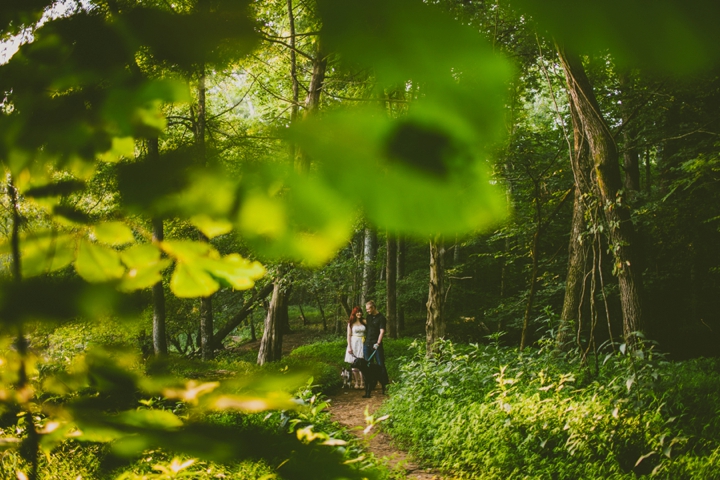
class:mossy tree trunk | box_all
[258,279,287,365]
[557,100,594,351]
[426,236,445,356]
[558,47,645,349]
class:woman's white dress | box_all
[345,323,366,363]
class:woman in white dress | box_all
[345,306,366,389]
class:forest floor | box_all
[328,387,440,480]
[231,327,441,479]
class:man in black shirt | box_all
[363,300,386,367]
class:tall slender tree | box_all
[558,47,646,349]
[361,227,377,305]
[386,234,397,338]
[426,236,445,355]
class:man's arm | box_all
[375,328,385,348]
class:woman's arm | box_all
[346,324,352,352]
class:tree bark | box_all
[619,73,641,194]
[426,236,445,356]
[296,38,327,173]
[287,0,299,167]
[257,279,287,365]
[351,230,363,307]
[151,217,167,356]
[558,47,645,348]
[396,236,406,332]
[557,98,594,351]
[314,290,327,331]
[386,233,397,338]
[361,227,378,305]
[519,191,542,351]
[280,285,292,334]
[210,282,274,349]
[195,66,214,361]
[147,136,168,356]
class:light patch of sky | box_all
[1,0,92,65]
[210,70,256,121]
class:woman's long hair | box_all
[348,306,362,324]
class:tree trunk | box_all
[499,162,513,332]
[386,234,397,338]
[296,38,327,173]
[520,214,540,350]
[287,0,300,168]
[396,236,406,332]
[147,136,168,356]
[299,302,307,325]
[257,279,287,365]
[362,227,378,305]
[619,73,641,195]
[557,188,591,350]
[151,217,167,356]
[557,98,594,351]
[426,236,445,356]
[8,177,39,480]
[558,47,645,348]
[193,65,215,360]
[644,149,652,195]
[351,230,363,307]
[210,282,274,349]
[280,286,291,335]
[338,295,352,317]
[314,290,327,331]
[250,314,256,342]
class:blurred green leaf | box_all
[93,222,135,246]
[197,254,265,291]
[22,179,86,198]
[15,231,75,277]
[0,0,53,35]
[53,204,91,224]
[118,243,171,291]
[120,243,163,268]
[237,166,354,266]
[116,149,194,215]
[515,0,720,73]
[285,0,512,238]
[97,136,136,163]
[75,240,125,282]
[170,262,219,298]
[0,278,141,326]
[190,214,234,239]
[118,261,171,292]
[289,111,507,236]
[122,3,258,71]
[165,239,265,297]
[115,409,183,430]
[161,240,213,262]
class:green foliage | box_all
[381,339,720,479]
[515,0,720,74]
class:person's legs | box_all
[373,344,385,367]
[363,345,372,361]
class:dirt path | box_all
[327,387,440,479]
[231,329,440,478]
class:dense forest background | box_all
[1,0,719,478]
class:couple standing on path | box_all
[345,300,387,389]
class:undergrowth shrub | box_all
[380,338,720,479]
[288,338,414,390]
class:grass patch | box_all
[380,339,720,479]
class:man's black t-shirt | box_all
[364,312,387,346]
